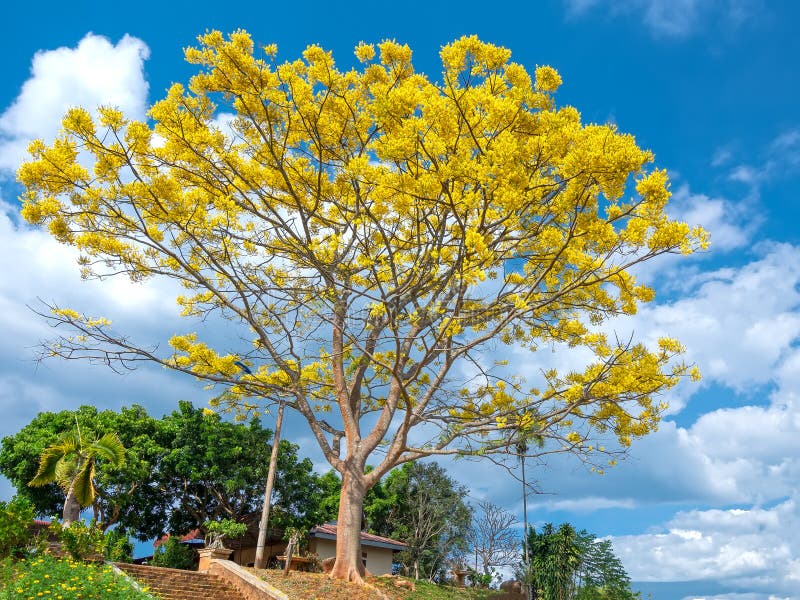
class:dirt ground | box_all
[248,568,500,600]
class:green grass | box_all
[0,554,154,600]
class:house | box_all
[308,523,406,576]
[150,519,406,576]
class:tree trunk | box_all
[254,400,285,569]
[329,469,367,583]
[62,486,81,525]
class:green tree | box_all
[151,536,196,570]
[0,403,322,539]
[523,523,639,600]
[574,535,638,600]
[0,496,41,559]
[375,462,472,581]
[0,405,168,538]
[157,401,321,534]
[28,426,125,525]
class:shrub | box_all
[48,520,134,562]
[203,518,247,548]
[0,496,43,559]
[50,520,106,561]
[104,528,134,563]
[0,554,152,600]
[150,536,195,570]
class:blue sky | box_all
[1,2,798,599]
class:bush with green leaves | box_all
[50,520,106,560]
[150,536,195,570]
[104,528,134,563]
[47,520,133,562]
[0,496,44,559]
[203,518,247,549]
[0,554,152,600]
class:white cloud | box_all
[628,243,800,394]
[0,33,150,172]
[612,497,800,595]
[711,147,734,167]
[463,243,800,511]
[668,183,757,252]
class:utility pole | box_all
[517,439,531,600]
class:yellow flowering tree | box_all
[19,31,705,582]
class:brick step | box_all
[114,562,240,600]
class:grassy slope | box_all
[250,568,497,600]
[0,554,153,600]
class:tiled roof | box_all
[310,523,407,551]
[154,528,204,548]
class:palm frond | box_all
[89,433,126,467]
[54,457,79,490]
[72,460,96,508]
[29,447,63,487]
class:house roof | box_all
[154,528,205,548]
[309,524,407,552]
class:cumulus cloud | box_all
[0,196,219,502]
[613,496,800,595]
[667,183,758,252]
[455,243,800,511]
[0,33,150,172]
[627,242,800,394]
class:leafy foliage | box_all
[0,405,165,538]
[204,518,247,548]
[0,554,152,600]
[0,403,323,540]
[374,462,472,581]
[0,496,43,559]
[520,523,639,600]
[150,536,196,570]
[29,427,126,523]
[47,520,133,562]
[158,401,321,533]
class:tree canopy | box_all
[159,400,321,534]
[0,405,164,536]
[0,403,321,539]
[18,31,704,581]
[29,427,126,524]
[522,523,639,600]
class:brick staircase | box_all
[114,563,241,599]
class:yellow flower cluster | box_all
[3,555,149,600]
[17,30,705,465]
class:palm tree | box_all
[28,426,126,524]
